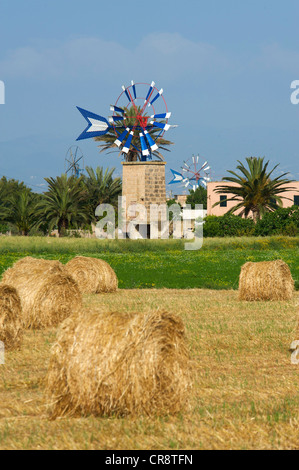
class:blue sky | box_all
[1,0,299,193]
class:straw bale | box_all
[239,260,294,301]
[45,308,193,419]
[65,256,118,294]
[2,257,82,329]
[0,284,23,350]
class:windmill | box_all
[169,155,211,191]
[65,146,84,178]
[76,81,177,161]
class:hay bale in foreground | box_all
[238,260,294,301]
[2,257,82,329]
[0,285,23,350]
[45,309,193,419]
[65,256,118,294]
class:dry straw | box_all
[0,284,23,350]
[65,256,118,294]
[1,257,82,329]
[238,259,294,301]
[45,308,193,419]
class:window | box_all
[294,195,299,206]
[220,195,227,208]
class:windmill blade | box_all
[122,131,134,154]
[122,85,132,102]
[143,130,158,152]
[150,112,171,119]
[149,88,163,107]
[139,132,150,157]
[198,161,208,171]
[109,115,124,123]
[131,80,137,99]
[145,81,155,102]
[75,155,83,164]
[114,127,130,147]
[150,121,171,132]
[76,107,110,141]
[110,105,125,114]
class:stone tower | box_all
[121,161,167,238]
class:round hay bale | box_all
[5,256,65,274]
[0,284,23,350]
[238,260,294,301]
[65,256,118,294]
[2,257,82,329]
[45,308,193,419]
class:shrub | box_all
[203,214,255,238]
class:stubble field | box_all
[0,288,298,450]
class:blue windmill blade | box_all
[109,115,124,123]
[122,131,134,154]
[150,121,171,132]
[150,112,171,119]
[76,107,111,141]
[169,169,184,185]
[145,81,155,103]
[110,105,125,114]
[122,85,132,102]
[143,130,158,152]
[139,132,150,157]
[149,88,163,107]
[131,80,137,99]
[114,127,130,148]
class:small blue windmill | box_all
[169,155,211,191]
[76,81,176,161]
[65,146,84,178]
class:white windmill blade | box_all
[199,161,208,171]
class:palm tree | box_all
[0,188,37,235]
[83,166,122,222]
[35,174,88,236]
[94,106,173,162]
[214,157,295,223]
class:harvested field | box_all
[0,289,298,450]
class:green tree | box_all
[0,177,27,216]
[35,174,88,237]
[0,178,40,235]
[83,166,122,223]
[214,157,295,223]
[94,106,173,162]
[186,186,207,209]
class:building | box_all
[207,181,299,216]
